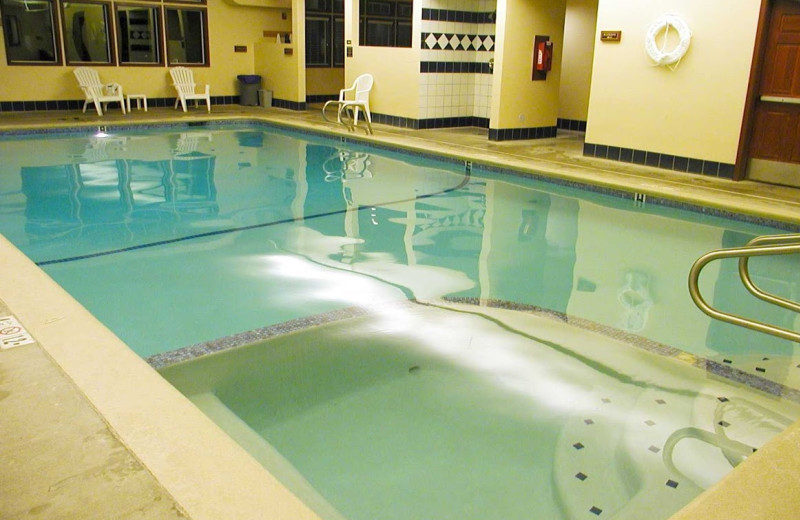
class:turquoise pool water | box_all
[1,124,799,519]
[0,125,796,372]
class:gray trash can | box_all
[237,75,262,106]
[258,89,272,108]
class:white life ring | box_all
[645,14,691,66]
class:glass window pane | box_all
[63,1,111,64]
[332,16,344,67]
[1,0,60,64]
[116,5,160,64]
[305,17,329,67]
[358,0,412,49]
[365,19,393,47]
[396,21,411,47]
[166,8,206,65]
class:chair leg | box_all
[180,98,188,112]
[93,100,103,116]
[206,96,211,112]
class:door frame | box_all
[734,0,774,181]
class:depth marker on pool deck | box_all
[0,315,35,350]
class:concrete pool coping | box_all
[1,107,799,519]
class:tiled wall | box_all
[0,97,243,113]
[583,142,735,179]
[419,0,496,124]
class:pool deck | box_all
[1,105,799,520]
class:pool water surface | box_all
[1,124,798,519]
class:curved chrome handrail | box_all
[321,100,374,135]
[738,233,800,314]
[688,235,800,343]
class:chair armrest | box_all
[105,83,123,96]
[339,85,355,100]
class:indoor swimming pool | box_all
[1,123,798,520]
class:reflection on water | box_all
[19,131,218,249]
[0,126,798,386]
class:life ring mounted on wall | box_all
[645,14,692,68]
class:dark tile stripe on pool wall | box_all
[584,142,735,179]
[557,118,587,132]
[0,97,242,112]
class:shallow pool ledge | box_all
[0,235,322,520]
[668,420,800,520]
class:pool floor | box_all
[161,301,800,520]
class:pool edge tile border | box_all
[149,297,800,405]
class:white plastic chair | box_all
[338,73,373,125]
[73,67,126,116]
[169,67,211,112]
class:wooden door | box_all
[748,0,800,187]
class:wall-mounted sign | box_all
[600,30,622,42]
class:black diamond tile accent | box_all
[718,396,729,402]
[590,506,603,515]
[723,359,733,364]
[666,479,679,488]
[584,418,594,425]
[644,419,655,426]
[648,445,661,453]
[655,399,666,404]
[718,420,730,427]
[576,472,588,481]
[601,398,611,403]
[573,442,584,450]
[762,357,770,361]
[756,367,766,373]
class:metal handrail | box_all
[688,234,800,343]
[321,100,374,135]
[738,234,800,313]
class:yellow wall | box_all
[346,46,420,119]
[0,0,290,101]
[585,0,761,163]
[306,68,345,96]
[255,0,305,102]
[255,39,302,101]
[340,0,421,119]
[491,0,566,129]
[558,0,597,122]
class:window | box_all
[305,16,329,67]
[332,16,344,67]
[165,7,207,65]
[364,19,393,47]
[1,0,61,64]
[62,1,112,64]
[305,0,343,68]
[2,0,212,66]
[359,0,411,48]
[115,4,161,65]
